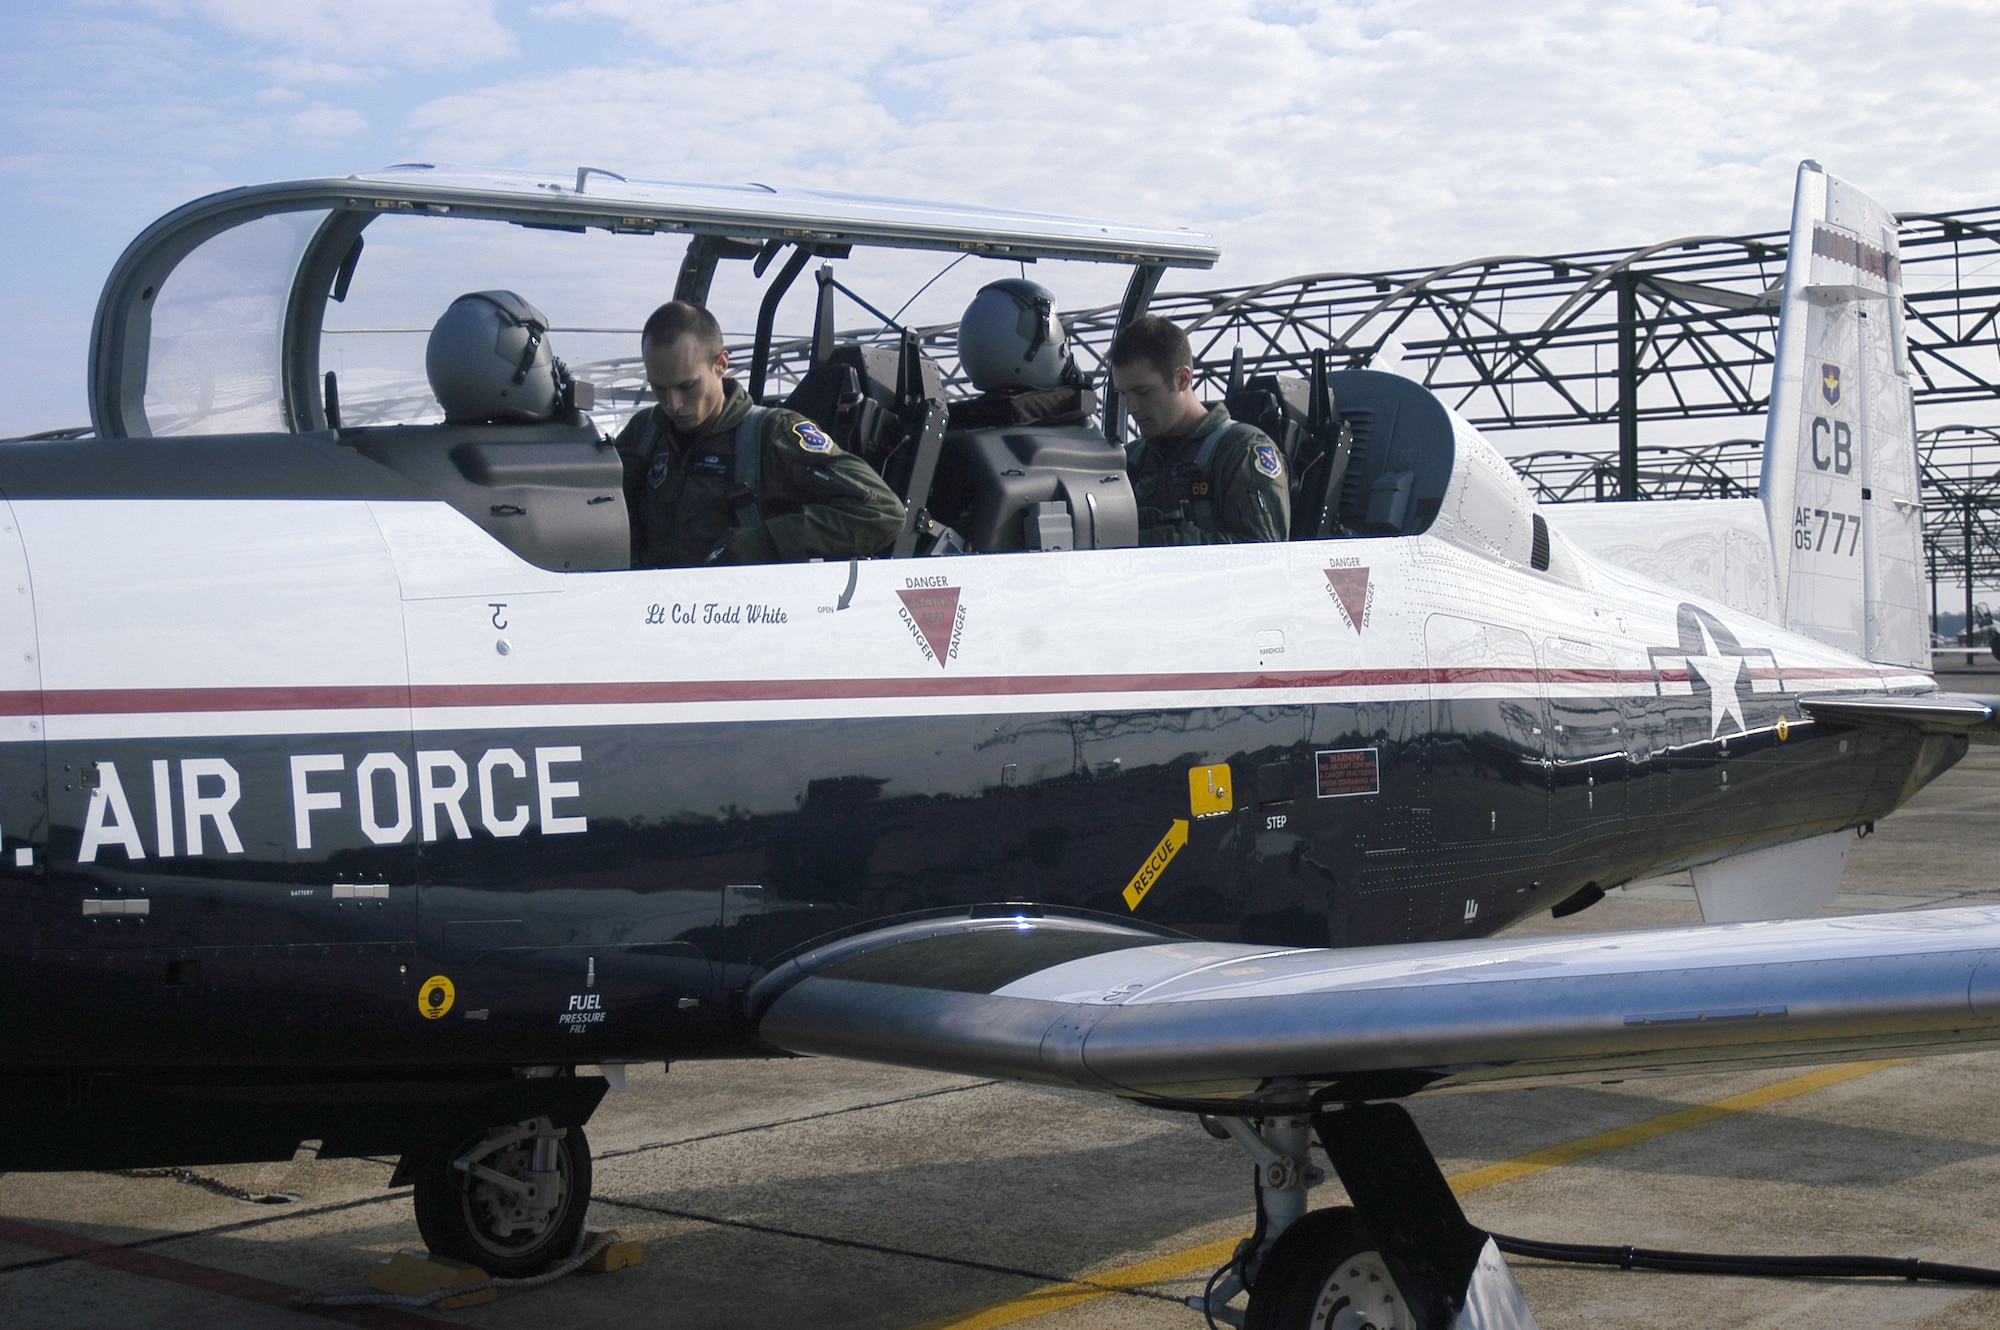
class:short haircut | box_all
[1108,314,1191,383]
[641,300,724,357]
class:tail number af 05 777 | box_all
[1793,506,1863,555]
[76,745,588,862]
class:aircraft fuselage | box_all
[0,434,1943,1086]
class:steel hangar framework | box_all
[735,204,2000,640]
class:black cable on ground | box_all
[1492,1232,2000,1286]
[594,1079,1000,1161]
[596,1194,1186,1305]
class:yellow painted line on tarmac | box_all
[1444,1058,1907,1196]
[905,1235,1246,1330]
[908,1059,1909,1330]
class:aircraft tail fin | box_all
[1762,161,1926,669]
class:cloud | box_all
[115,0,517,69]
[12,0,2000,433]
[290,105,370,138]
[432,0,2000,290]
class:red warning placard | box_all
[896,586,961,667]
[1315,747,1380,798]
[1324,567,1370,631]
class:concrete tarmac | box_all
[5,749,2000,1329]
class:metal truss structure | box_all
[1914,425,2000,631]
[1510,440,1766,505]
[556,204,2000,629]
[686,202,2000,449]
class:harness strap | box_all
[1192,416,1234,471]
[1188,416,1236,527]
[734,407,768,489]
[641,406,668,468]
[732,406,770,531]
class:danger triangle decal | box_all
[896,587,962,667]
[1324,567,1370,632]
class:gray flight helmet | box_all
[426,290,565,423]
[958,278,1071,392]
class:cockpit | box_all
[81,164,1467,574]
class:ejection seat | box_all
[1321,370,1454,537]
[343,415,628,571]
[926,378,1137,552]
[341,290,630,572]
[781,341,942,496]
[773,273,956,556]
[1218,348,1455,541]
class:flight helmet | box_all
[426,290,566,423]
[957,278,1071,391]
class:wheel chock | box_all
[582,1228,643,1274]
[368,1252,497,1308]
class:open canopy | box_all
[87,163,1219,439]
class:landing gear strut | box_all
[411,1116,593,1278]
[1193,1102,1537,1330]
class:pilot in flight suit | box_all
[613,302,906,567]
[1110,315,1289,545]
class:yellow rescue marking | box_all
[906,1059,1909,1330]
[1777,715,1791,741]
[1188,764,1233,818]
[419,974,456,1020]
[1122,820,1189,911]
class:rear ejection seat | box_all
[922,278,1137,553]
[928,382,1137,552]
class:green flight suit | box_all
[614,380,906,567]
[1127,403,1290,545]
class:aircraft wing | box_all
[1798,690,2000,740]
[750,907,2000,1108]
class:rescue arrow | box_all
[1123,819,1190,911]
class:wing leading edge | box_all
[751,908,2000,1110]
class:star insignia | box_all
[1683,621,1747,738]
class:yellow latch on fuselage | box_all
[1188,764,1233,819]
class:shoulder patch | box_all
[793,420,835,454]
[1253,442,1283,479]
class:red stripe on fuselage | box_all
[0,664,1914,718]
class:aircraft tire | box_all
[412,1119,592,1279]
[1243,1206,1416,1330]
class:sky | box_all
[7,0,2000,436]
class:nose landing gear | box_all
[411,1115,593,1278]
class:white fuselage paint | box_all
[3,479,1918,867]
[0,384,1927,877]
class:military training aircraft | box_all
[3,158,1997,1329]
